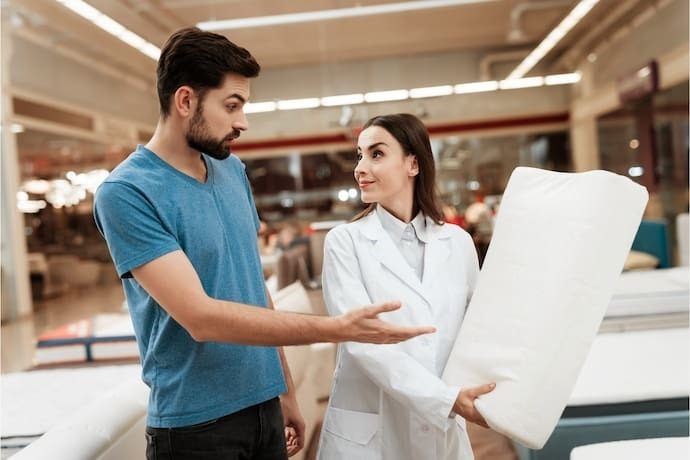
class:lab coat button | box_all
[421,424,430,433]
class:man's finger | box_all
[366,301,402,316]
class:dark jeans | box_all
[145,397,287,460]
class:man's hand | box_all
[280,393,305,457]
[453,383,496,428]
[336,301,436,344]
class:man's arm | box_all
[131,250,434,345]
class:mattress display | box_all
[568,327,689,407]
[606,266,689,318]
[442,167,648,449]
[569,437,689,460]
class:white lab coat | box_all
[317,210,480,460]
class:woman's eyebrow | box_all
[360,142,387,151]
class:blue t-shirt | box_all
[94,145,286,427]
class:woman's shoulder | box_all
[325,215,373,245]
[435,221,473,245]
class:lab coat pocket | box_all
[321,407,382,459]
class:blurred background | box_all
[0,1,688,458]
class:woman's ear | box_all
[408,155,420,177]
[174,86,195,118]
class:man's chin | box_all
[207,147,231,160]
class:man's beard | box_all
[186,107,240,160]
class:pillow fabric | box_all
[442,167,648,449]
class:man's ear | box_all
[173,86,195,118]
[408,155,420,177]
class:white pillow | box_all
[442,167,648,449]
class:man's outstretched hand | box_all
[335,301,436,344]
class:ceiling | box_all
[6,0,649,86]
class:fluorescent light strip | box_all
[364,90,409,103]
[321,94,365,106]
[454,81,499,94]
[244,102,278,114]
[241,73,579,114]
[55,0,160,60]
[409,85,454,99]
[545,72,581,85]
[498,76,544,90]
[198,0,495,31]
[507,0,600,79]
[277,98,321,110]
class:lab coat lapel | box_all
[421,217,452,296]
[359,212,429,305]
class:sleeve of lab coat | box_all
[322,226,462,431]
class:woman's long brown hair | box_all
[352,113,444,224]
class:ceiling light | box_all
[364,90,409,103]
[628,166,644,177]
[240,72,577,113]
[55,0,160,60]
[544,72,581,85]
[10,123,25,133]
[277,98,320,110]
[507,0,600,79]
[321,94,365,107]
[198,0,497,31]
[409,85,454,99]
[499,77,544,89]
[244,101,277,113]
[454,81,499,94]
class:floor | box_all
[1,282,517,460]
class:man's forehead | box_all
[217,74,251,99]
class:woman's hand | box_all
[452,383,496,428]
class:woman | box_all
[318,114,494,460]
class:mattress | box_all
[606,266,689,318]
[568,327,689,407]
[442,167,648,449]
[569,437,689,460]
[34,313,138,365]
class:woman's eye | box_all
[372,150,383,158]
[355,153,362,161]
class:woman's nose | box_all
[354,159,365,176]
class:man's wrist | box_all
[318,315,344,343]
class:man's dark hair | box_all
[156,27,260,118]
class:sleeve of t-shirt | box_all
[94,181,181,278]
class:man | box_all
[94,27,433,460]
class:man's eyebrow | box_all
[225,93,247,104]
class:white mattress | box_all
[568,327,689,406]
[606,267,689,318]
[1,364,142,438]
[570,437,689,460]
[443,167,648,449]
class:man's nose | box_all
[234,112,249,131]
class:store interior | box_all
[1,0,688,459]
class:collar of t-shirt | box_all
[376,205,427,281]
